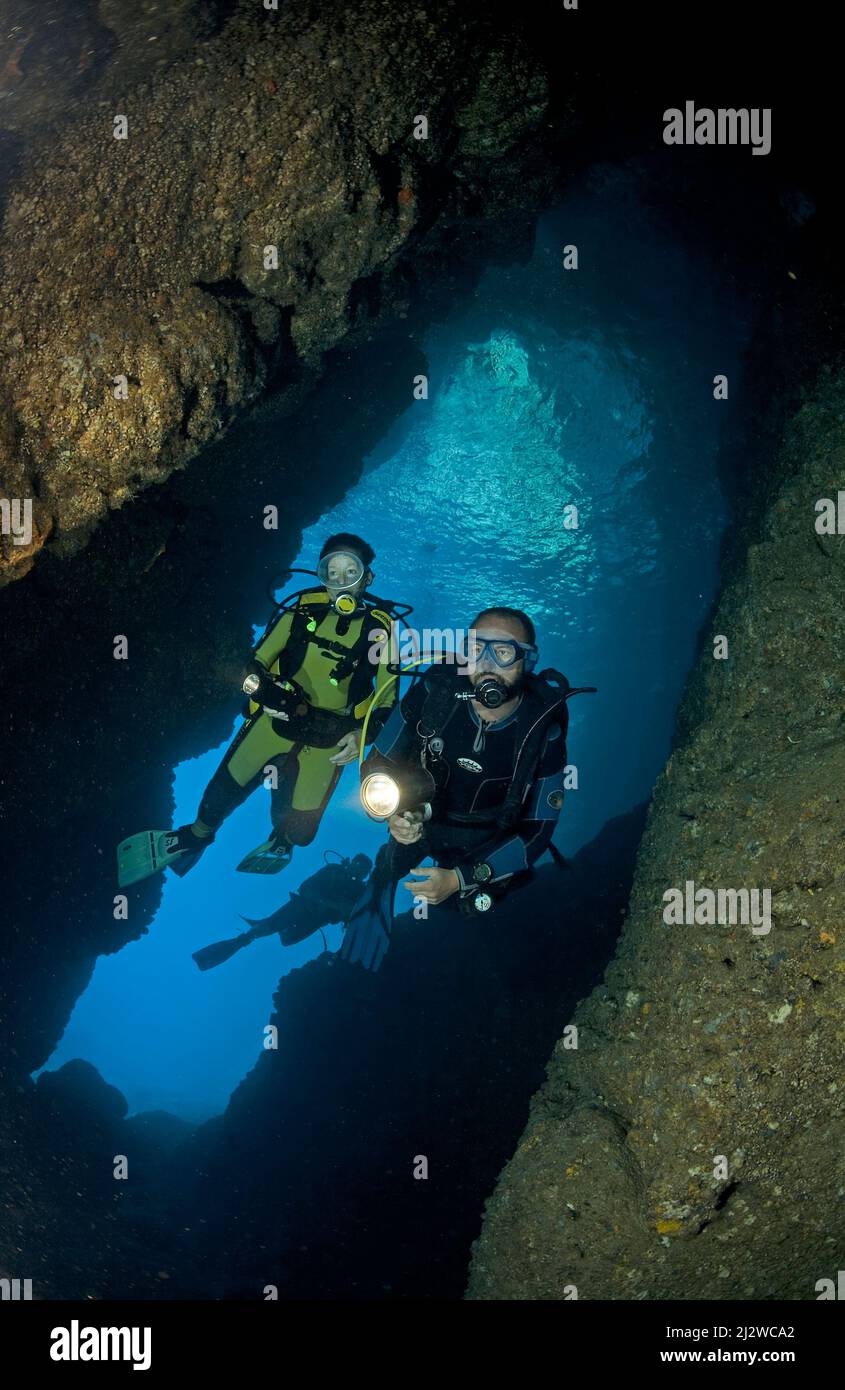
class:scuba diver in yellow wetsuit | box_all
[117,534,407,886]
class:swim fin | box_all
[338,842,399,971]
[192,931,253,971]
[236,834,293,875]
[117,829,190,888]
[339,903,391,971]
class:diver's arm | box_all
[252,609,295,671]
[243,610,298,713]
[240,894,301,940]
[452,724,567,890]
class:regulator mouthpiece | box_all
[473,676,509,709]
[333,591,358,616]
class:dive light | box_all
[242,667,301,715]
[360,764,437,821]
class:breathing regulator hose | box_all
[357,658,430,770]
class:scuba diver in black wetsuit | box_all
[340,607,596,972]
[191,853,373,970]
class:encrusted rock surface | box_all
[468,367,845,1300]
[0,0,555,582]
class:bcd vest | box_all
[415,663,596,831]
[254,592,394,747]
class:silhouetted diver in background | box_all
[192,853,373,970]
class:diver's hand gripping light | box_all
[242,668,302,719]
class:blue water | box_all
[37,165,747,1120]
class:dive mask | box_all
[465,636,538,672]
[317,550,366,615]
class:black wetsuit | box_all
[340,666,570,970]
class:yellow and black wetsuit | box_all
[195,590,396,847]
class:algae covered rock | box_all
[0,0,554,585]
[468,368,845,1301]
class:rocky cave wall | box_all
[0,0,562,585]
[468,248,845,1300]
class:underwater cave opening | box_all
[34,153,757,1124]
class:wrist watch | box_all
[472,861,493,884]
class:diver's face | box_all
[467,620,527,694]
[325,553,362,590]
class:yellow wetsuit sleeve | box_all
[253,608,294,672]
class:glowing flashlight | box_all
[360,764,437,821]
[360,772,402,820]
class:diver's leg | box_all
[238,744,342,875]
[195,714,282,828]
[117,715,290,887]
[232,730,308,874]
[273,744,343,847]
[176,716,291,876]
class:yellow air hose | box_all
[357,658,431,769]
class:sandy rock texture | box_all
[468,368,845,1300]
[0,0,552,582]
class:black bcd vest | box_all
[414,663,596,832]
